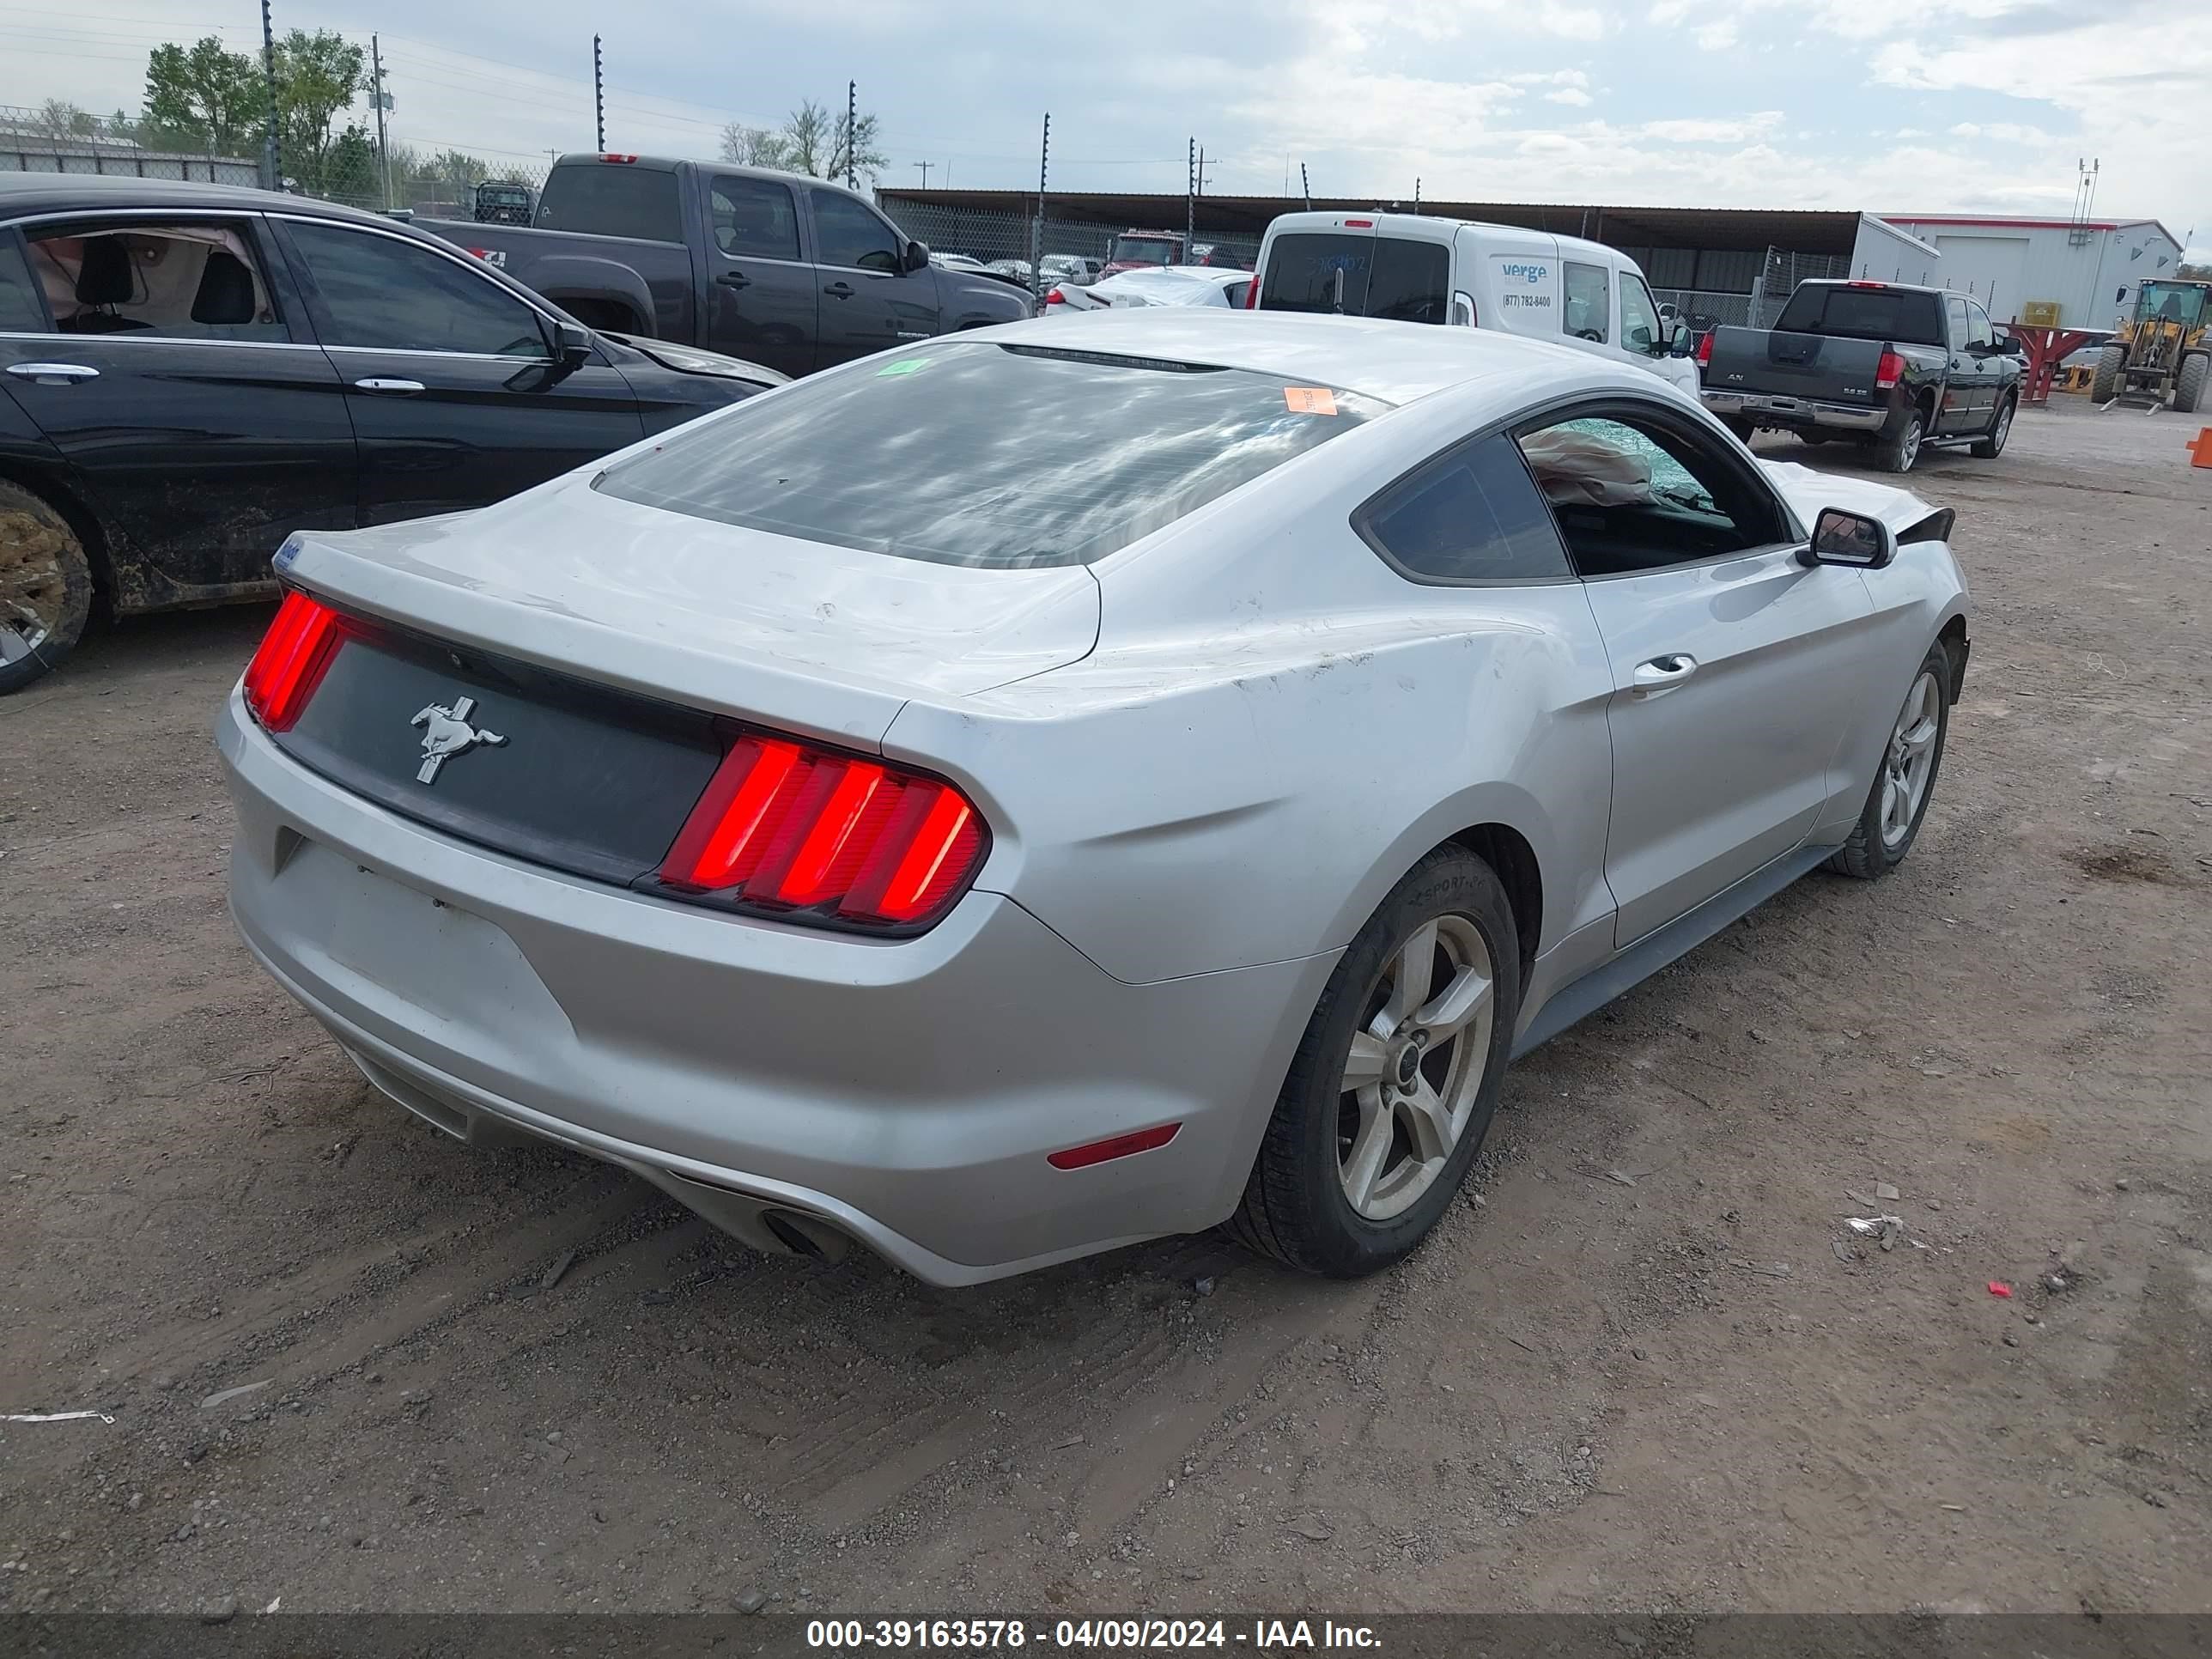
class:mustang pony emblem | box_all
[410,696,507,784]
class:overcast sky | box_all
[7,0,2205,258]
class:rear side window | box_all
[1774,284,1946,347]
[24,222,283,340]
[710,176,799,260]
[0,234,51,331]
[1358,434,1571,583]
[597,342,1388,568]
[535,164,683,243]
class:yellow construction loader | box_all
[2091,279,2210,411]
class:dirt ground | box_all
[3,396,2209,1620]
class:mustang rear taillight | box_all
[654,733,988,931]
[1875,349,1906,391]
[242,591,347,731]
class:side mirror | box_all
[1802,507,1897,570]
[1668,322,1695,356]
[903,239,930,274]
[553,320,594,368]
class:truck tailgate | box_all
[1703,327,1887,406]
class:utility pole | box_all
[592,35,605,151]
[1299,162,1311,210]
[258,0,280,191]
[369,33,391,210]
[1413,177,1420,215]
[846,80,858,189]
[914,160,932,189]
[1035,112,1049,299]
[1186,137,1196,255]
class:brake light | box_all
[1695,330,1714,366]
[1243,273,1261,309]
[602,153,638,163]
[241,591,346,732]
[1044,285,1065,304]
[1875,349,1905,390]
[1848,280,1887,289]
[655,733,987,930]
[1344,218,1373,228]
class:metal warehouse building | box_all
[879,189,2179,333]
[1856,213,2185,331]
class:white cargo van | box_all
[1249,211,1700,395]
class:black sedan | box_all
[0,174,781,693]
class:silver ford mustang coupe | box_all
[219,311,1968,1285]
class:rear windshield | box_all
[535,164,683,243]
[1260,234,1449,325]
[596,342,1387,568]
[1112,235,1178,265]
[1774,284,1944,346]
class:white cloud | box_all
[1694,19,1739,47]
[1640,112,1784,144]
[1546,87,1595,106]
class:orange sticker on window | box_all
[1284,386,1338,416]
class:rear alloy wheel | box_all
[0,479,94,696]
[1231,847,1520,1277]
[1971,395,2015,459]
[1877,409,1924,475]
[1826,644,1951,880]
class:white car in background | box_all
[1251,211,1701,396]
[1042,254,1103,288]
[1044,266,1251,314]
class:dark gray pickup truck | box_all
[1698,279,2022,474]
[426,155,1033,380]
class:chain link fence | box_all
[878,193,1261,283]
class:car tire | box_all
[1970,394,2015,459]
[1875,407,1924,474]
[2088,343,2125,404]
[1826,642,1952,880]
[1798,432,1832,446]
[0,478,94,696]
[1230,846,1521,1279]
[2176,351,2208,415]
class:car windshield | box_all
[1774,284,1945,346]
[596,342,1387,568]
[1112,236,1177,265]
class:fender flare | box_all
[518,253,656,333]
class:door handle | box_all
[822,282,855,300]
[6,362,98,385]
[1631,654,1698,696]
[353,378,426,395]
[716,271,753,290]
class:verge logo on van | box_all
[1499,263,1548,284]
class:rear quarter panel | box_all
[880,382,1623,988]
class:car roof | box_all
[1261,210,1628,264]
[1102,267,1245,288]
[0,171,403,228]
[964,307,1654,407]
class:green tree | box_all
[273,27,366,190]
[141,35,262,155]
[324,125,380,207]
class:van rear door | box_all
[1257,222,1449,323]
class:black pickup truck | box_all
[426,155,1033,380]
[1698,279,2023,473]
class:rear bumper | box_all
[218,691,1334,1285]
[1701,390,1889,433]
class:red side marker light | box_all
[1047,1122,1181,1171]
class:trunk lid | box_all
[264,474,1099,887]
[1756,460,1941,537]
[1702,325,1889,406]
